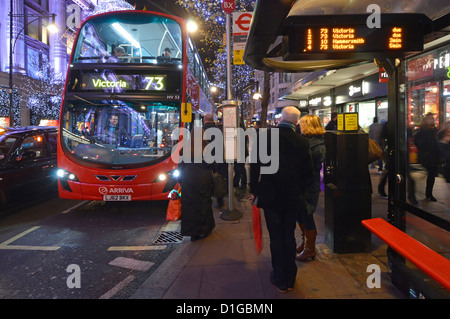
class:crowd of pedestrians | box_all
[176,108,450,294]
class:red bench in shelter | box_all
[362,218,450,291]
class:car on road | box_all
[0,126,58,210]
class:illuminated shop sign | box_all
[407,44,450,81]
[283,14,427,60]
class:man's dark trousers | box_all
[264,207,297,289]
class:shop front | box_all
[334,73,388,132]
[406,41,450,130]
[308,91,334,126]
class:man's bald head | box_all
[281,106,300,125]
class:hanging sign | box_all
[232,12,253,65]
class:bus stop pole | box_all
[220,13,242,221]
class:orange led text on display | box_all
[303,26,405,52]
[389,27,402,49]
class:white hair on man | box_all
[281,106,300,124]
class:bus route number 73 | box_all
[144,76,165,91]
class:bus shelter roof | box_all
[244,0,450,72]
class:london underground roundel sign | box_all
[222,0,235,14]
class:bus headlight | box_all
[154,169,180,183]
[172,169,180,178]
[57,169,79,182]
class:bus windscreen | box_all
[61,99,180,166]
[72,13,182,64]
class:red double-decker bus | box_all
[57,10,214,201]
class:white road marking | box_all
[108,257,154,272]
[107,245,166,251]
[98,275,135,299]
[0,226,60,251]
[0,226,41,246]
[60,201,89,214]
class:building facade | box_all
[253,70,308,125]
[0,0,97,126]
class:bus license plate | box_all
[103,195,131,201]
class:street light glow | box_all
[47,23,58,33]
[187,20,198,33]
[47,13,58,33]
[253,92,262,100]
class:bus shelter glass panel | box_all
[405,43,450,217]
[72,13,182,64]
[61,100,180,166]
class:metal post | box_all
[219,13,242,221]
[9,0,14,127]
[226,13,232,101]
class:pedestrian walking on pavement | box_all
[325,112,337,130]
[203,113,226,208]
[179,127,215,241]
[369,117,384,173]
[414,113,440,201]
[250,106,313,292]
[296,115,326,261]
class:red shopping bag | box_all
[166,188,181,221]
[252,204,262,254]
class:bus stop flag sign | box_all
[222,0,235,15]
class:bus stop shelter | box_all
[244,0,450,298]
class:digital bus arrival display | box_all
[304,26,403,52]
[284,15,426,60]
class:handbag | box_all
[166,188,181,221]
[212,172,227,198]
[368,138,383,164]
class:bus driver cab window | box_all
[99,113,129,146]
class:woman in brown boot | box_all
[296,115,326,261]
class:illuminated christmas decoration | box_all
[93,0,135,15]
[176,0,256,100]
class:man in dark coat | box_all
[414,113,439,201]
[180,127,215,241]
[250,106,313,292]
[325,112,338,130]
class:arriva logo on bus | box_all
[98,187,134,195]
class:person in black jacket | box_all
[325,112,338,130]
[414,113,439,201]
[250,106,313,293]
[179,127,215,241]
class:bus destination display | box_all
[82,74,167,91]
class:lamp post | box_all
[8,3,57,127]
[237,81,261,125]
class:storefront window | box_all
[358,101,376,131]
[409,81,440,129]
[405,42,450,217]
[444,79,450,124]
